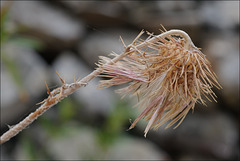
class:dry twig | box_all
[0,29,221,144]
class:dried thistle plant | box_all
[0,28,221,144]
[98,28,222,137]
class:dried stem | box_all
[0,47,130,145]
[136,29,196,50]
[0,29,195,144]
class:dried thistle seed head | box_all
[98,29,222,137]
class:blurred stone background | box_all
[1,1,239,160]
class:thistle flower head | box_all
[98,29,222,137]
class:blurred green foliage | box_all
[38,97,79,137]
[38,115,62,137]
[97,100,132,149]
[1,3,23,89]
[21,136,38,160]
[1,2,43,48]
[1,4,8,43]
[58,97,77,122]
[1,3,43,99]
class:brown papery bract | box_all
[98,30,222,137]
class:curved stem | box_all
[135,29,195,51]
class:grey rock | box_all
[0,67,26,127]
[203,35,239,108]
[45,125,101,160]
[163,111,238,160]
[128,1,201,33]
[59,1,94,13]
[157,1,196,11]
[52,52,116,116]
[2,42,51,97]
[1,67,19,108]
[13,125,50,160]
[60,1,127,27]
[178,153,216,160]
[60,1,123,16]
[45,124,169,160]
[9,1,85,41]
[78,29,139,66]
[0,146,13,160]
[199,1,239,29]
[1,42,51,126]
[133,109,238,160]
[106,136,170,160]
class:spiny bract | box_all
[98,29,221,137]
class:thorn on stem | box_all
[56,72,65,85]
[74,75,76,83]
[36,99,47,105]
[76,77,81,82]
[7,124,14,129]
[45,81,51,96]
[120,36,127,49]
[81,82,88,87]
[160,24,167,32]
